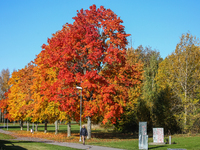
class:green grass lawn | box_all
[89,135,200,150]
[0,132,81,150]
[1,123,200,150]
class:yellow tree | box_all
[6,64,35,130]
[157,33,200,132]
[126,49,144,112]
[112,48,143,132]
[156,59,182,133]
[127,46,163,131]
[31,46,70,134]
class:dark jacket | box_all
[80,128,88,136]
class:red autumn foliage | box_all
[38,5,142,124]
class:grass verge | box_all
[0,132,16,140]
[0,133,81,150]
[89,134,200,150]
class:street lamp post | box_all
[76,86,82,142]
[7,118,8,130]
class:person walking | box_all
[80,125,88,145]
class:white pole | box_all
[32,122,34,133]
[76,86,82,142]
[7,119,8,130]
[4,117,5,128]
[79,89,82,142]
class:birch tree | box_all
[157,33,200,132]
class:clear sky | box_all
[0,0,200,73]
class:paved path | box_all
[0,129,124,150]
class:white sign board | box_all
[153,128,164,143]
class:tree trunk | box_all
[44,120,47,133]
[20,120,23,131]
[32,122,34,132]
[27,121,29,131]
[87,116,91,139]
[184,70,188,133]
[184,103,187,133]
[3,112,5,127]
[35,122,38,132]
[67,121,71,137]
[55,120,58,135]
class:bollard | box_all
[169,136,171,145]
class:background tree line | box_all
[114,33,200,134]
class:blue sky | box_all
[0,0,200,72]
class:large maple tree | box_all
[38,4,142,138]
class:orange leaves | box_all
[0,91,9,113]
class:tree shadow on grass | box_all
[0,140,27,150]
[90,132,139,139]
[0,140,57,150]
[58,130,80,134]
[0,126,21,129]
[148,145,166,149]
